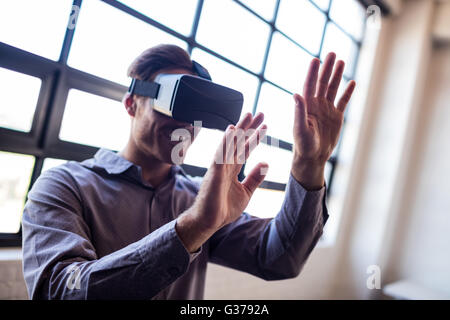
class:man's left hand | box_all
[291,52,356,190]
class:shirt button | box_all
[168,266,179,277]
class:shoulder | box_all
[37,160,91,186]
[28,160,91,201]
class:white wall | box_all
[382,42,450,297]
[330,0,436,299]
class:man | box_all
[22,44,355,299]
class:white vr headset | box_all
[128,61,244,130]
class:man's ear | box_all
[123,93,136,117]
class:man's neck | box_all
[118,142,172,188]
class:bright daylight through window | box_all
[0,0,365,244]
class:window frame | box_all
[0,0,367,246]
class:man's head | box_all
[123,44,199,164]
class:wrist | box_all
[291,157,325,191]
[175,208,217,253]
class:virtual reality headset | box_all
[128,61,243,130]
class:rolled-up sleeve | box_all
[208,173,328,280]
[22,168,192,300]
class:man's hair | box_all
[127,44,194,82]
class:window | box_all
[196,0,271,73]
[0,0,366,245]
[42,158,68,173]
[245,187,285,219]
[238,0,277,21]
[276,0,327,55]
[0,0,73,60]
[321,22,359,78]
[245,143,293,184]
[0,67,41,132]
[0,152,34,233]
[253,82,295,144]
[68,0,187,85]
[265,32,312,96]
[60,89,130,151]
[118,0,198,36]
[190,48,259,116]
[329,0,366,41]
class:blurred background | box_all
[0,0,449,299]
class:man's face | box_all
[127,68,197,164]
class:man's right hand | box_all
[176,112,268,253]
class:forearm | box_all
[259,174,328,278]
[27,220,191,300]
[208,174,328,280]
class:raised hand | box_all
[176,112,268,252]
[291,52,356,190]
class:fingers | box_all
[293,93,308,134]
[224,126,238,164]
[234,112,265,163]
[303,58,320,99]
[242,162,269,195]
[247,112,264,131]
[218,121,267,165]
[235,112,252,130]
[242,124,267,162]
[326,60,345,103]
[337,80,356,112]
[316,52,336,97]
[214,124,234,165]
[236,112,264,132]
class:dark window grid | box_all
[0,0,364,244]
[105,0,361,151]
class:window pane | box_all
[68,0,187,85]
[265,32,313,93]
[0,0,72,60]
[256,82,295,143]
[245,188,285,218]
[276,0,326,55]
[238,0,277,21]
[42,158,67,173]
[245,143,293,184]
[329,0,365,41]
[196,0,271,73]
[118,0,198,36]
[191,48,259,116]
[320,23,358,78]
[59,89,130,151]
[0,152,34,233]
[0,68,41,132]
[184,128,223,168]
[311,0,330,11]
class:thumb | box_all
[242,162,268,195]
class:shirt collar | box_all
[91,148,188,186]
[93,148,134,175]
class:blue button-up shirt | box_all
[21,148,328,299]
